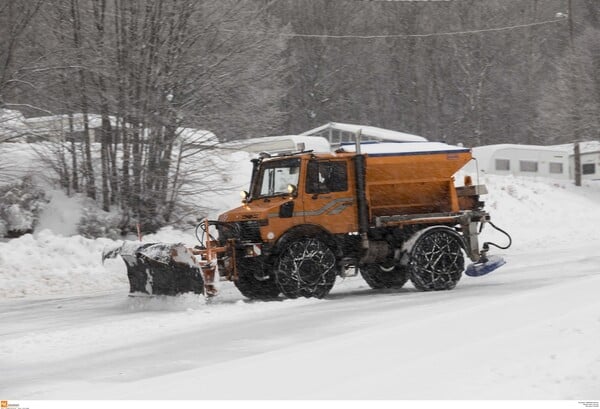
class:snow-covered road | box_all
[2,241,599,399]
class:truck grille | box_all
[217,221,262,243]
[238,221,262,242]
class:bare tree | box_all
[26,0,289,232]
[536,27,600,144]
[0,0,43,106]
[107,0,289,229]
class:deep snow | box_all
[1,153,600,399]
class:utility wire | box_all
[222,17,566,39]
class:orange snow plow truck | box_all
[105,138,511,299]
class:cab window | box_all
[306,161,348,194]
[254,158,300,198]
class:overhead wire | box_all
[220,17,567,39]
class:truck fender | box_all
[274,224,337,255]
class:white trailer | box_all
[472,144,571,180]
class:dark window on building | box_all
[306,161,348,194]
[549,162,563,174]
[582,163,596,175]
[519,160,538,172]
[495,159,510,171]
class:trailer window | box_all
[549,162,563,174]
[582,163,596,175]
[495,159,510,171]
[519,160,538,173]
[306,161,348,194]
[254,158,301,198]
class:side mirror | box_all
[240,190,249,203]
[287,184,297,197]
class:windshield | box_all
[252,158,301,199]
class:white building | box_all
[24,113,113,143]
[221,135,330,156]
[302,122,426,148]
[472,141,600,181]
[552,141,600,181]
[575,149,600,180]
[472,144,571,180]
[0,109,28,142]
[0,110,113,143]
[219,123,424,156]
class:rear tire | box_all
[360,263,409,289]
[409,228,465,291]
[234,258,280,300]
[276,238,336,299]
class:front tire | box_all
[276,238,336,299]
[234,258,280,300]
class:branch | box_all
[2,102,54,115]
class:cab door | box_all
[301,159,357,234]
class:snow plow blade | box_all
[103,242,205,296]
[465,255,506,277]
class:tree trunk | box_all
[70,0,96,200]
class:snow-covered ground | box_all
[1,158,600,399]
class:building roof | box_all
[301,122,427,143]
[0,109,28,141]
[338,141,468,155]
[472,142,600,167]
[552,141,600,155]
[471,144,570,172]
[221,135,330,154]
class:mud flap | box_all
[108,242,205,296]
[465,255,506,277]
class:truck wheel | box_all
[276,238,336,299]
[234,258,281,300]
[409,228,465,291]
[360,263,409,289]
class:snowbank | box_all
[0,226,208,298]
[0,230,125,298]
[478,174,600,252]
[0,146,254,298]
